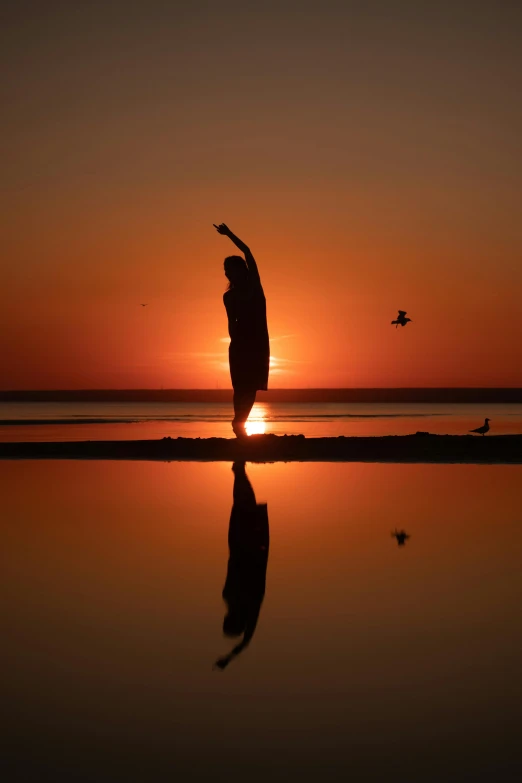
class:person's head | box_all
[224,255,249,289]
[223,606,246,637]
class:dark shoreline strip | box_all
[2,388,522,403]
[1,434,521,463]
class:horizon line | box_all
[2,386,522,392]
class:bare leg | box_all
[232,388,257,437]
[231,460,257,506]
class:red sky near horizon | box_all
[2,2,522,389]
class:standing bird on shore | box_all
[469,418,490,436]
[391,310,411,328]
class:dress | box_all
[224,283,270,391]
[223,501,269,610]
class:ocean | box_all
[1,400,522,441]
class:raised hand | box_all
[213,223,255,273]
[213,655,232,670]
[213,223,231,236]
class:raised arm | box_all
[213,605,262,670]
[213,223,261,284]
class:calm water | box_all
[1,400,522,440]
[2,460,522,781]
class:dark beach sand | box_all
[1,433,522,463]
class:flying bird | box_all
[392,529,410,546]
[469,418,490,436]
[139,303,148,307]
[391,310,411,328]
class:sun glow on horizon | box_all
[245,419,266,435]
[245,403,267,436]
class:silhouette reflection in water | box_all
[392,528,411,546]
[214,462,269,670]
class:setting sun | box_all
[245,404,268,436]
[245,419,266,436]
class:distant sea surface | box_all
[1,401,522,441]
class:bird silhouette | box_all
[469,417,490,436]
[391,310,411,328]
[139,303,148,307]
[392,529,410,546]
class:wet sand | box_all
[1,433,521,463]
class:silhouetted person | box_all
[391,310,411,328]
[214,461,269,670]
[469,417,490,436]
[392,529,410,546]
[213,223,270,438]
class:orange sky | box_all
[2,2,522,388]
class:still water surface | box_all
[2,461,522,781]
[1,401,522,440]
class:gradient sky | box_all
[2,0,521,388]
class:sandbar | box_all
[1,433,521,463]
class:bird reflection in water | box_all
[214,461,269,670]
[392,528,411,546]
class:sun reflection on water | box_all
[245,404,267,436]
